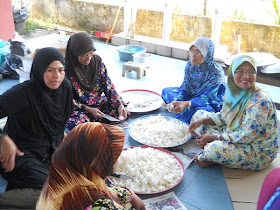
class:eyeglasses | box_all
[189,49,202,56]
[235,69,256,76]
[79,51,94,59]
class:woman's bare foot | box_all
[194,155,215,168]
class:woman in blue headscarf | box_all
[189,54,279,170]
[161,37,225,123]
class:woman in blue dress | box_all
[161,37,225,123]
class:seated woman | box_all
[257,168,280,210]
[189,54,279,170]
[65,32,127,130]
[0,48,73,207]
[162,37,225,123]
[36,122,146,210]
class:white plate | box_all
[224,52,278,67]
[129,114,192,148]
[120,89,163,113]
[261,61,280,74]
[109,146,185,195]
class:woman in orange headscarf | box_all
[36,122,145,210]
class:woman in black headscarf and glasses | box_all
[65,31,127,131]
[0,47,73,192]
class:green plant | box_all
[265,0,280,25]
[17,17,60,35]
[174,5,183,14]
[18,18,47,35]
[230,9,255,23]
[44,17,58,25]
[232,9,246,21]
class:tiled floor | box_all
[1,34,279,210]
[95,41,232,209]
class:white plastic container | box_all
[133,53,152,67]
[15,55,32,83]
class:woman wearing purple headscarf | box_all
[162,37,225,123]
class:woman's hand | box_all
[195,135,216,148]
[169,101,190,114]
[118,104,128,121]
[130,192,146,210]
[189,119,203,136]
[0,135,24,172]
[85,106,105,119]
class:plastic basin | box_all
[117,45,146,61]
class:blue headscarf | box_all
[183,37,225,97]
[221,54,260,130]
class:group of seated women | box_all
[0,32,279,209]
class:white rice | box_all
[110,147,184,193]
[129,114,191,147]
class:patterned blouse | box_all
[85,185,134,210]
[70,61,123,110]
[195,90,279,170]
[67,61,124,130]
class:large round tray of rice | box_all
[128,114,192,148]
[109,146,185,194]
[120,89,163,113]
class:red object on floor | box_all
[0,0,15,41]
[95,31,112,39]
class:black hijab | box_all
[27,47,73,147]
[2,47,73,159]
[65,32,101,93]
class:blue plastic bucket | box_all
[117,45,146,61]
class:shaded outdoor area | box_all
[0,27,279,209]
[0,1,280,210]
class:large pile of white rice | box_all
[129,114,191,147]
[110,147,184,194]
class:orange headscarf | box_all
[36,122,125,209]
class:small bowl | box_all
[133,53,152,67]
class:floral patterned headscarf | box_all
[36,122,125,210]
[184,37,225,97]
[221,54,260,129]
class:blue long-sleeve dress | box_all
[162,38,225,123]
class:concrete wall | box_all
[30,0,124,33]
[170,14,212,44]
[13,0,280,58]
[135,10,163,39]
[221,21,280,56]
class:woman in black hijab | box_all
[65,32,127,130]
[0,47,73,191]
